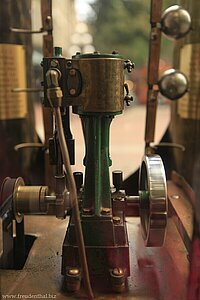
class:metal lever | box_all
[10,14,52,34]
[12,88,42,93]
[10,27,44,34]
[124,83,133,106]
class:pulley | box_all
[139,155,168,247]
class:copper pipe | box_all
[54,107,94,300]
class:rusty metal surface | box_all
[145,0,162,145]
[1,215,189,299]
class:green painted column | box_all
[82,115,113,217]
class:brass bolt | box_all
[50,59,58,67]
[68,268,80,276]
[112,268,124,276]
[66,61,72,67]
[46,15,51,22]
[171,194,180,200]
[82,208,93,215]
[69,88,76,96]
[113,216,121,224]
[101,207,111,214]
[111,268,125,293]
[69,69,76,76]
[112,50,119,55]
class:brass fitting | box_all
[13,177,48,222]
[47,87,63,107]
[46,68,63,107]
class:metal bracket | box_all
[10,8,52,34]
[11,88,42,93]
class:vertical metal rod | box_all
[144,0,163,149]
[14,219,25,269]
[41,0,55,191]
[54,107,94,300]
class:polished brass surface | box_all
[68,268,80,276]
[139,155,168,247]
[13,177,25,223]
[14,183,48,218]
[77,58,124,113]
[178,43,200,119]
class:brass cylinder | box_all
[77,57,124,113]
[14,185,48,215]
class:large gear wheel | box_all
[139,154,168,247]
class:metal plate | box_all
[1,215,189,299]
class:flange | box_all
[0,177,24,223]
[139,155,168,246]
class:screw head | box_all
[112,50,119,55]
[113,216,121,224]
[112,268,124,276]
[101,207,111,214]
[66,61,72,67]
[50,59,58,67]
[82,208,93,215]
[69,69,76,76]
[46,15,51,22]
[171,194,180,200]
[69,88,76,96]
[68,268,80,276]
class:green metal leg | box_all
[82,115,113,216]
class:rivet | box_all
[69,69,76,76]
[101,207,111,214]
[112,268,124,276]
[68,268,80,276]
[171,194,179,200]
[82,208,93,215]
[66,61,72,67]
[50,59,58,67]
[113,216,121,224]
[69,88,76,96]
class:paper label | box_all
[0,44,27,120]
[178,43,200,119]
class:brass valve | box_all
[0,177,70,222]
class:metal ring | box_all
[0,177,24,223]
[13,177,25,223]
[139,155,168,247]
